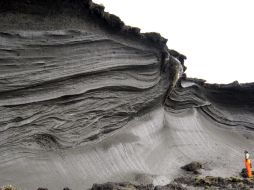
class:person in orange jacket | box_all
[244,150,253,178]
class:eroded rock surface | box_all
[0,0,182,189]
[1,0,254,190]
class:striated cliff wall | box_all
[0,0,184,156]
[0,1,183,188]
[1,1,254,190]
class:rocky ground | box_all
[2,162,254,190]
[91,176,254,190]
[1,177,253,190]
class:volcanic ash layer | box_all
[0,0,254,190]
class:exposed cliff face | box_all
[0,1,178,153]
[166,79,254,129]
[0,1,182,189]
[1,1,254,190]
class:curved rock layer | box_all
[0,3,173,188]
[0,28,170,156]
[1,1,254,190]
[166,80,254,130]
[2,91,254,189]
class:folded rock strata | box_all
[0,1,254,190]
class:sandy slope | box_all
[1,105,253,189]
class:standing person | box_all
[244,150,253,178]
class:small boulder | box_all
[1,185,17,190]
[155,182,187,190]
[240,168,254,178]
[181,161,202,174]
[91,182,136,190]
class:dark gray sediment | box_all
[0,0,254,190]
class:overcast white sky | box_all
[93,0,254,83]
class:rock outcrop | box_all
[0,0,180,155]
[0,0,183,189]
[1,0,254,190]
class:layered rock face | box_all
[164,79,254,177]
[0,1,254,190]
[0,29,168,152]
[0,1,180,189]
[0,1,174,152]
[166,79,254,131]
